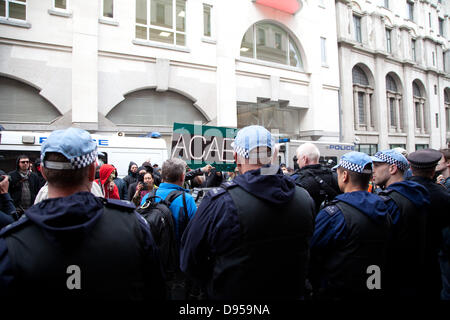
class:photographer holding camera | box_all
[132,172,156,207]
[0,170,18,228]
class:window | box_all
[439,18,444,36]
[203,3,211,37]
[384,0,389,9]
[436,113,439,128]
[433,51,436,66]
[321,37,327,65]
[240,22,303,69]
[102,0,113,18]
[353,15,362,43]
[445,89,450,132]
[415,144,429,150]
[135,0,186,46]
[386,74,402,132]
[429,12,432,28]
[390,144,406,149]
[407,1,414,21]
[386,29,392,53]
[352,66,374,130]
[0,0,26,20]
[411,39,417,61]
[413,81,426,133]
[54,0,67,10]
[356,144,378,156]
[257,28,266,46]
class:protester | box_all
[128,166,148,201]
[371,149,430,298]
[141,158,197,299]
[406,148,450,300]
[112,167,128,200]
[293,142,341,214]
[309,151,391,300]
[436,148,450,189]
[7,155,40,217]
[96,164,120,199]
[0,173,17,228]
[123,161,138,190]
[0,127,166,300]
[33,158,46,190]
[181,125,315,299]
[132,172,155,207]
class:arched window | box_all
[385,74,403,132]
[445,88,450,133]
[352,65,374,131]
[352,66,369,86]
[106,89,207,127]
[0,76,61,123]
[412,80,426,134]
[240,22,303,69]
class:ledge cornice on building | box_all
[355,131,380,136]
[0,37,72,52]
[298,130,339,139]
[98,50,217,72]
[399,24,414,32]
[403,59,417,67]
[374,50,389,58]
[426,67,440,75]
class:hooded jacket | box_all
[0,192,165,300]
[123,161,138,189]
[310,191,391,299]
[180,166,315,299]
[96,164,120,199]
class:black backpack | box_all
[136,189,189,277]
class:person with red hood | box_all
[96,164,120,199]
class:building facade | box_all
[336,0,450,154]
[0,0,341,147]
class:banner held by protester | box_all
[171,122,238,172]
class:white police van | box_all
[0,131,168,177]
[278,139,356,169]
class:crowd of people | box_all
[0,125,449,301]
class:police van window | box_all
[0,150,41,173]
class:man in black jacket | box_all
[7,155,40,217]
[293,143,341,214]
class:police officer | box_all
[0,128,165,300]
[293,142,341,214]
[371,149,430,298]
[309,151,391,300]
[180,125,315,299]
[406,148,450,300]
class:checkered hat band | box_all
[70,150,98,169]
[374,152,408,171]
[340,159,364,173]
[43,150,97,170]
[233,144,250,159]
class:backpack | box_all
[136,189,189,277]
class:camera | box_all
[0,175,11,182]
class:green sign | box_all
[171,122,238,172]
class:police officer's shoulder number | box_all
[323,201,340,217]
[209,180,237,200]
